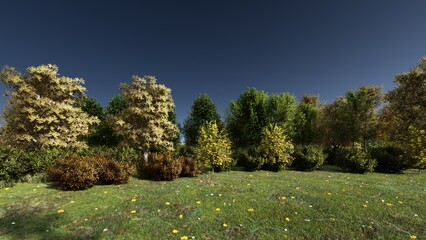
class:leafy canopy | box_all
[0,64,99,149]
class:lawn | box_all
[0,168,425,239]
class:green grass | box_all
[1,169,425,239]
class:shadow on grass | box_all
[0,204,101,240]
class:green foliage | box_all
[320,86,382,148]
[405,126,426,169]
[265,93,297,137]
[335,144,377,174]
[137,153,183,181]
[183,94,221,147]
[226,88,269,149]
[293,102,320,145]
[226,89,297,150]
[236,148,264,171]
[109,75,179,152]
[0,147,66,183]
[259,124,294,171]
[106,95,129,115]
[195,121,233,172]
[0,64,99,149]
[292,145,326,171]
[179,156,201,177]
[48,156,99,190]
[385,57,426,141]
[370,144,409,173]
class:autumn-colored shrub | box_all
[292,145,326,171]
[47,156,98,190]
[137,153,182,181]
[179,156,201,177]
[90,156,131,184]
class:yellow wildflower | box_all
[223,223,228,227]
[104,191,108,194]
[172,229,179,234]
[281,196,287,200]
[57,209,65,213]
[166,202,171,205]
[179,214,183,219]
[131,198,137,202]
[398,201,403,204]
[285,217,290,222]
[327,192,332,195]
[410,235,417,239]
[363,204,368,208]
[196,201,201,204]
[247,208,254,212]
[131,210,136,214]
[181,236,189,240]
[386,203,393,207]
[215,208,221,211]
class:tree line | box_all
[0,57,425,173]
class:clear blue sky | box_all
[1,0,425,124]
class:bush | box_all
[137,153,183,181]
[236,148,264,171]
[370,144,409,173]
[292,145,326,171]
[259,124,294,171]
[0,147,29,182]
[324,145,344,165]
[47,156,98,190]
[336,146,377,174]
[179,156,201,177]
[90,156,131,184]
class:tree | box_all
[108,75,179,154]
[183,94,221,147]
[385,57,426,142]
[0,64,99,149]
[265,93,297,138]
[79,97,123,147]
[106,95,129,115]
[406,125,426,170]
[293,102,320,145]
[320,86,382,148]
[259,124,294,171]
[195,121,233,171]
[226,88,268,150]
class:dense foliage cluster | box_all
[1,57,425,188]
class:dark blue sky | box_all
[1,0,425,124]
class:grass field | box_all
[1,168,425,239]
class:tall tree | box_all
[106,95,129,115]
[0,64,99,149]
[293,101,320,145]
[385,57,426,141]
[265,93,297,138]
[226,88,268,150]
[108,75,179,153]
[183,94,221,147]
[320,86,382,148]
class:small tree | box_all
[195,121,233,172]
[259,124,294,171]
[0,64,99,149]
[109,75,178,155]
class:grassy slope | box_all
[0,169,425,240]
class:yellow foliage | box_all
[195,121,233,170]
[259,124,294,169]
[407,125,426,169]
[0,64,99,149]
